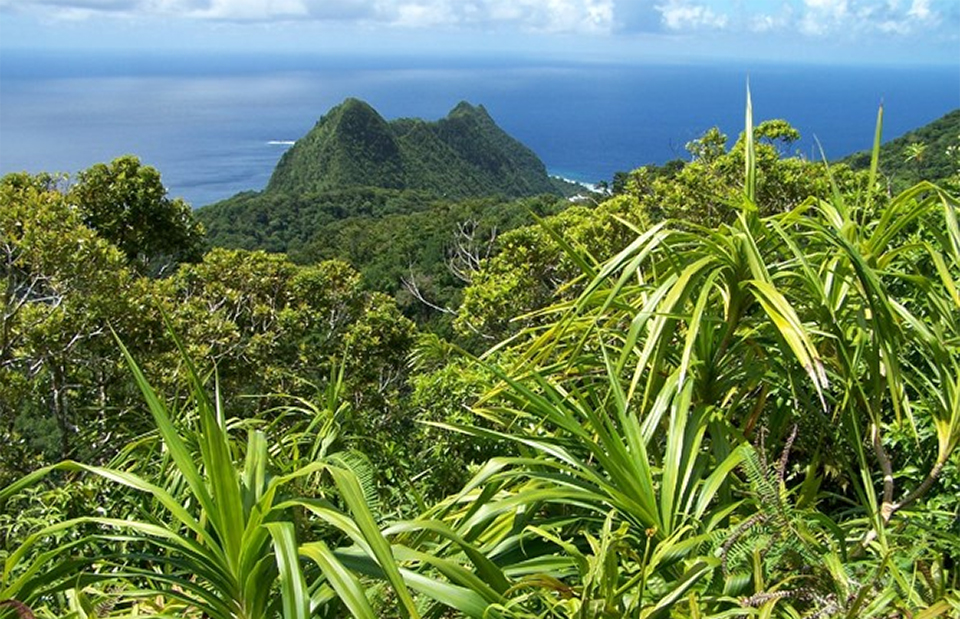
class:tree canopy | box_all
[68,155,205,272]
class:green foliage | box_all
[200,190,570,335]
[267,98,556,200]
[0,333,430,619]
[4,104,960,619]
[161,249,367,404]
[197,99,572,324]
[1,172,151,479]
[456,119,878,344]
[1,167,420,500]
[407,336,516,502]
[667,119,870,224]
[156,249,420,502]
[198,186,438,255]
[0,157,205,479]
[270,99,406,195]
[455,195,648,342]
[68,155,205,272]
[843,108,960,192]
[754,118,801,152]
[402,105,960,618]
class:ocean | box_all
[1,50,958,207]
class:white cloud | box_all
[804,0,846,11]
[656,0,729,30]
[627,0,956,47]
[389,2,457,27]
[2,0,954,42]
[907,0,932,20]
[877,19,910,34]
[186,0,310,20]
[0,0,615,32]
[536,0,615,33]
[451,0,616,34]
[748,5,793,34]
[799,0,848,35]
[749,15,775,32]
[795,0,945,36]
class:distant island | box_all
[197,104,960,265]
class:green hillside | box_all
[265,98,556,198]
[842,107,959,191]
[196,99,584,321]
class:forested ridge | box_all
[2,101,960,618]
[197,99,590,332]
[199,105,960,331]
[267,99,557,198]
[199,99,568,255]
[842,108,960,193]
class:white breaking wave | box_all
[267,140,296,145]
[552,175,600,193]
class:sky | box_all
[0,0,958,65]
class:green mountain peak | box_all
[448,100,492,119]
[264,98,555,199]
[267,98,404,194]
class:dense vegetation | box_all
[198,99,584,326]
[843,108,960,193]
[266,99,557,199]
[198,188,572,334]
[2,100,959,618]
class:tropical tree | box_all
[0,160,206,482]
[67,155,205,273]
[455,196,649,342]
[0,179,422,486]
[0,173,154,480]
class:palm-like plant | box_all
[1,330,426,619]
[409,97,960,617]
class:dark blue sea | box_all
[1,50,958,207]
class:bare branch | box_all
[446,219,497,284]
[892,458,947,514]
[401,270,456,316]
[856,423,947,555]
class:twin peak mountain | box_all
[265,98,557,200]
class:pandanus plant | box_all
[0,327,432,619]
[405,94,960,617]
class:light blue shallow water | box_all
[1,51,957,207]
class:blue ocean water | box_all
[1,51,958,207]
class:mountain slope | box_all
[264,98,556,199]
[841,108,959,191]
[268,98,406,194]
[196,99,572,288]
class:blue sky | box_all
[1,0,958,65]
